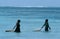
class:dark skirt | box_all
[14,28,20,32]
[45,27,49,32]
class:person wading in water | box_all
[40,19,51,32]
[13,20,21,32]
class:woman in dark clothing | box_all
[41,19,51,32]
[14,20,21,32]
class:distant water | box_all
[0,7,60,39]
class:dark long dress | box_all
[14,22,20,32]
[45,22,49,31]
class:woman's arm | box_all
[41,23,45,30]
[13,25,16,29]
[42,23,45,28]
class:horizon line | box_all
[0,6,60,8]
[0,6,60,7]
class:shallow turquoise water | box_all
[0,7,60,39]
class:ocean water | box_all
[0,7,60,39]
